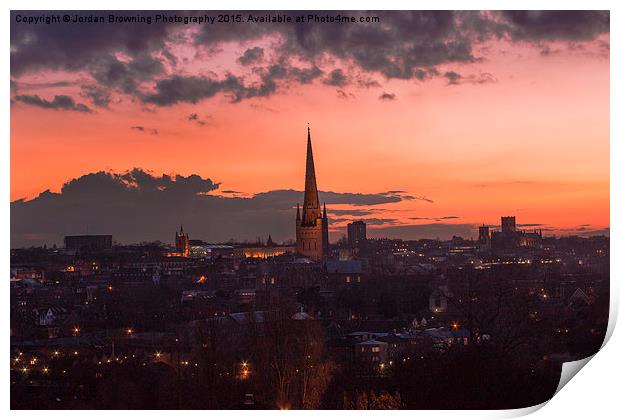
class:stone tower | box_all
[296,126,329,261]
[175,225,190,257]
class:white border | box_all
[3,1,617,419]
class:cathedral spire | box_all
[302,125,320,224]
[296,124,329,261]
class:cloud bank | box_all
[10,11,609,110]
[11,169,432,247]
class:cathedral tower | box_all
[175,225,190,257]
[296,126,329,260]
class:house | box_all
[567,287,596,309]
[355,339,388,366]
[34,307,68,326]
[326,259,363,287]
[429,286,448,313]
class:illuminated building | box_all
[175,225,190,257]
[240,245,296,259]
[486,216,543,249]
[295,126,329,261]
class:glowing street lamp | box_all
[239,361,251,379]
[126,328,134,335]
[72,326,80,336]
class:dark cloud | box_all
[336,89,355,100]
[12,80,74,92]
[10,10,608,109]
[141,74,245,105]
[444,71,462,85]
[80,84,112,108]
[188,113,207,125]
[91,53,164,94]
[141,61,323,105]
[546,226,609,237]
[402,195,433,203]
[327,209,375,216]
[10,11,175,76]
[13,94,91,112]
[329,217,398,226]
[379,92,396,100]
[238,46,264,65]
[358,218,398,226]
[356,75,381,88]
[410,216,461,222]
[501,11,610,41]
[11,169,419,247]
[369,223,476,240]
[444,71,497,86]
[323,69,347,86]
[130,126,158,135]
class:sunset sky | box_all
[10,11,610,246]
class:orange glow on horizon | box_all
[10,37,609,238]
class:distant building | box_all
[478,225,490,243]
[296,126,329,261]
[355,339,389,367]
[477,225,491,250]
[175,226,190,257]
[484,216,542,249]
[240,244,296,259]
[64,235,112,252]
[501,216,517,233]
[347,220,367,247]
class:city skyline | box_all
[10,11,610,246]
[9,9,611,411]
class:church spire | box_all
[323,202,327,219]
[302,124,321,224]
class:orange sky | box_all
[10,33,610,237]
